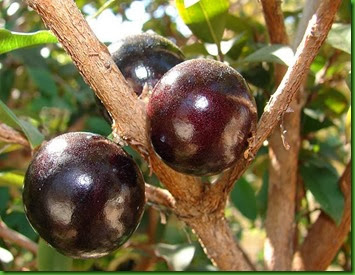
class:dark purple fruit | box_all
[147,59,257,176]
[96,32,185,123]
[23,132,145,258]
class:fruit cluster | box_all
[23,32,257,259]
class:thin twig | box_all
[0,123,30,148]
[0,220,38,254]
[145,183,176,209]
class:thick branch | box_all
[0,123,30,148]
[184,214,252,271]
[293,161,351,270]
[261,0,297,270]
[0,220,38,254]
[261,0,289,45]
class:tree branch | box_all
[0,220,38,254]
[292,161,351,270]
[0,123,30,148]
[185,214,252,271]
[261,0,297,270]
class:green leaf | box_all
[300,161,344,225]
[38,238,73,271]
[0,171,24,187]
[309,87,349,117]
[3,211,38,240]
[326,23,351,54]
[0,69,15,102]
[241,64,272,89]
[231,178,257,220]
[27,67,57,97]
[0,99,44,149]
[256,171,268,217]
[301,108,334,135]
[0,187,10,215]
[155,243,195,271]
[226,32,248,60]
[0,29,57,55]
[181,42,209,57]
[244,45,294,66]
[175,0,229,44]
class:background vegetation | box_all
[0,0,351,271]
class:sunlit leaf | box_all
[175,0,229,43]
[244,45,294,66]
[231,178,257,220]
[0,29,57,55]
[0,100,44,149]
[38,239,73,271]
[345,107,351,142]
[326,23,350,54]
[0,171,24,187]
[300,160,344,225]
[155,243,195,271]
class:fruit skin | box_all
[147,59,257,176]
[96,32,185,123]
[23,132,145,259]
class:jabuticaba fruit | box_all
[96,32,185,123]
[147,59,257,176]
[23,132,145,258]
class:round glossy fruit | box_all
[147,59,257,176]
[23,132,145,258]
[96,32,185,123]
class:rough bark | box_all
[261,0,299,270]
[184,213,252,271]
[293,161,351,270]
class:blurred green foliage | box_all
[0,0,351,271]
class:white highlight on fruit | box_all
[161,70,180,86]
[173,119,194,142]
[135,65,148,79]
[46,138,68,155]
[194,95,209,110]
[77,174,92,187]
